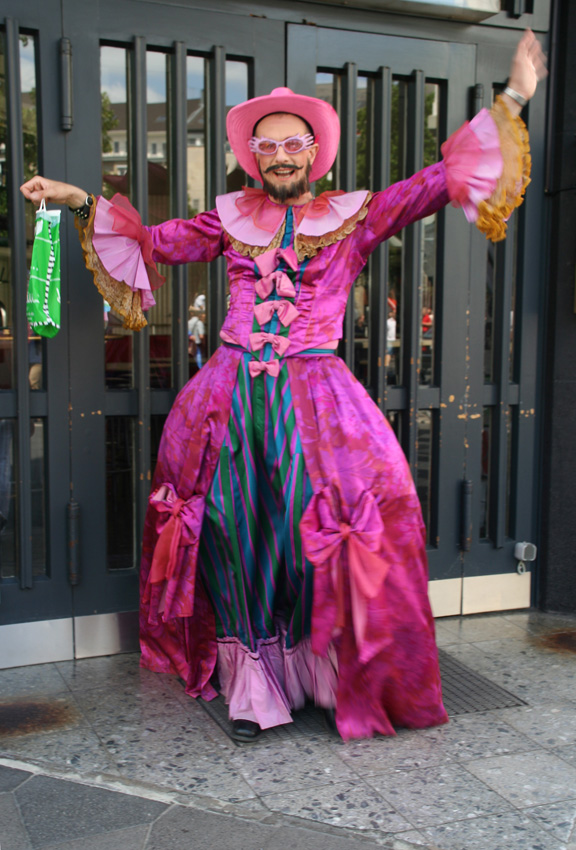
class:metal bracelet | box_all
[503,86,528,108]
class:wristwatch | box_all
[69,194,94,221]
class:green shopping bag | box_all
[26,199,61,338]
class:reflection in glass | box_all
[31,418,47,575]
[0,35,42,390]
[0,33,11,391]
[416,410,433,542]
[506,406,514,538]
[354,76,370,386]
[387,80,407,387]
[0,418,16,578]
[147,51,173,390]
[226,61,248,194]
[21,36,45,389]
[151,413,168,474]
[420,83,440,387]
[185,56,208,378]
[479,406,492,539]
[0,417,47,578]
[106,416,135,570]
[101,45,134,389]
[386,410,401,441]
[509,216,518,382]
[314,72,338,193]
[484,242,495,382]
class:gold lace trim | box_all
[227,221,286,259]
[295,192,372,261]
[476,95,531,243]
[75,196,148,331]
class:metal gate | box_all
[287,23,546,616]
[0,0,284,665]
[0,2,546,667]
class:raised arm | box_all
[20,177,225,330]
[356,29,546,258]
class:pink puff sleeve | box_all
[76,194,225,331]
[442,97,531,241]
[441,109,503,222]
[356,98,530,257]
[92,194,163,312]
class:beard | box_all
[260,161,312,204]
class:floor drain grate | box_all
[197,649,527,743]
[438,649,527,716]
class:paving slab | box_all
[0,791,33,850]
[420,810,566,850]
[144,805,279,850]
[367,762,515,828]
[464,749,576,808]
[0,763,32,792]
[37,825,151,850]
[14,775,167,847]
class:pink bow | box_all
[302,486,389,652]
[146,484,204,592]
[255,270,296,300]
[249,332,291,356]
[292,190,347,227]
[248,359,281,378]
[254,300,299,328]
[255,246,299,277]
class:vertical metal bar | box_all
[401,69,424,471]
[472,83,484,118]
[60,38,73,131]
[130,36,150,548]
[370,67,391,411]
[460,479,473,552]
[206,45,227,357]
[490,240,513,548]
[67,499,80,586]
[340,62,357,373]
[6,18,33,589]
[170,42,189,392]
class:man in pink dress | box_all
[21,31,545,742]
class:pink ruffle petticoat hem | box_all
[217,634,338,729]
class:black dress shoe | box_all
[323,708,339,735]
[231,718,262,742]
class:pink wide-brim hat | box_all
[226,87,340,184]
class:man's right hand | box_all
[20,176,88,209]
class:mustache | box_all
[264,164,304,174]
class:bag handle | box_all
[38,198,47,213]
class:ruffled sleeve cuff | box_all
[76,194,166,330]
[475,96,531,242]
[442,96,531,242]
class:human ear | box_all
[307,144,319,166]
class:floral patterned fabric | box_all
[87,110,529,738]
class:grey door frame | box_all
[287,22,547,612]
[0,1,285,656]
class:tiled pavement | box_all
[1,610,576,849]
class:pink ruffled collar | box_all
[216,187,370,248]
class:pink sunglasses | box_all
[248,133,315,156]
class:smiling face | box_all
[253,113,319,205]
